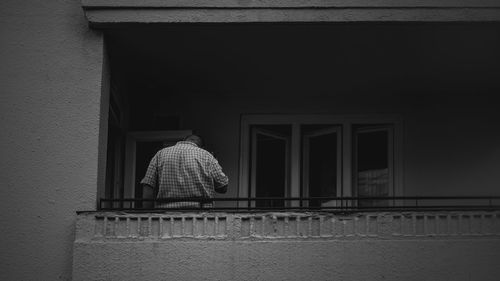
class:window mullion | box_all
[250,129,258,207]
[290,123,301,207]
[342,123,352,202]
[388,126,395,198]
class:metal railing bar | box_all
[97,205,500,212]
[100,196,500,202]
[97,196,500,211]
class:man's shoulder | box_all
[190,146,212,156]
[161,142,214,160]
[156,145,180,157]
[185,146,215,160]
[159,145,176,153]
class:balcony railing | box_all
[99,196,500,212]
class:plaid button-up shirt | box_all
[140,141,228,208]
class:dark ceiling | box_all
[107,23,500,98]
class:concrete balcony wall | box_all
[73,210,500,281]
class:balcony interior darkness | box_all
[103,23,500,208]
[106,23,500,132]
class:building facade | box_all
[1,1,500,280]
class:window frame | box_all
[238,114,403,208]
[301,125,342,207]
[250,127,292,205]
[353,125,395,207]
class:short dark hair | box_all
[184,134,203,147]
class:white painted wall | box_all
[0,1,103,280]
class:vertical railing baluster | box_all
[103,216,108,236]
[126,217,130,237]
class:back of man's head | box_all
[184,135,203,147]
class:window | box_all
[239,115,402,207]
[353,125,394,207]
[302,124,342,207]
[251,125,291,207]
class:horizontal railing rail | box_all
[99,196,500,212]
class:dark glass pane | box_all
[252,125,290,208]
[356,129,390,207]
[303,126,338,207]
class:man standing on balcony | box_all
[140,134,228,208]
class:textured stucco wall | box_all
[73,211,500,281]
[0,1,103,280]
[75,240,500,281]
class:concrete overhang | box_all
[82,0,500,27]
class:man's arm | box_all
[143,184,154,198]
[209,156,229,194]
[140,152,159,209]
[142,184,155,208]
[215,184,227,194]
